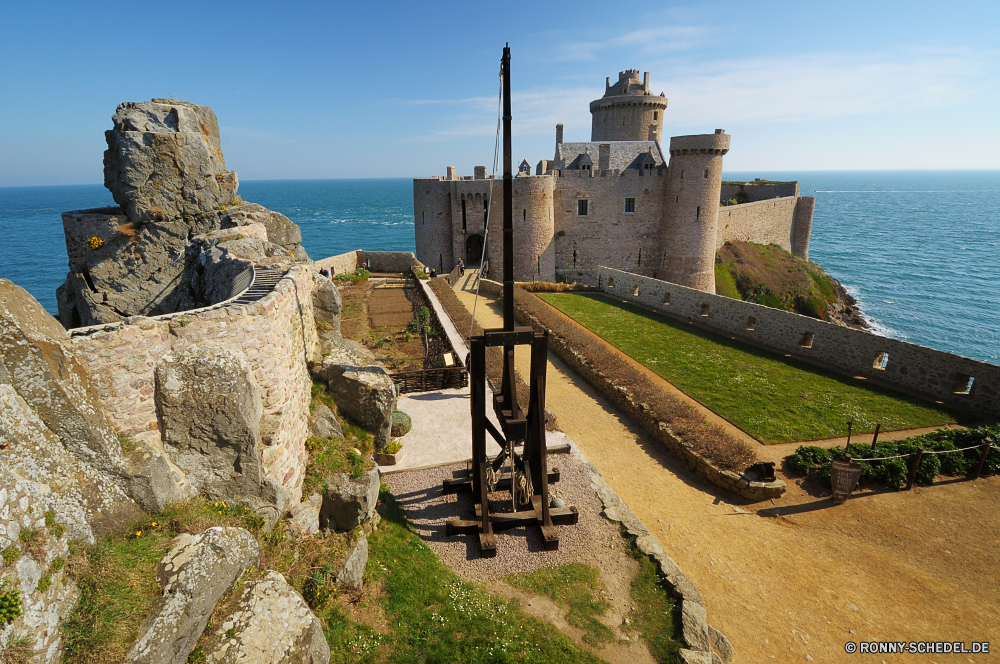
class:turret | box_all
[658,130,730,292]
[590,70,668,143]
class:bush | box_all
[0,582,23,626]
[334,268,370,283]
[786,425,999,489]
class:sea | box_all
[1,171,997,364]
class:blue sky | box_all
[1,0,998,185]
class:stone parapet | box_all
[598,267,1000,419]
[669,132,731,155]
[65,264,318,504]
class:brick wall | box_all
[65,264,319,504]
[598,267,1000,419]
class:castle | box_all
[414,70,816,293]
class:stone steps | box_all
[229,268,286,305]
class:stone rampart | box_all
[64,264,319,504]
[357,250,424,273]
[716,197,797,252]
[598,267,1000,419]
[720,181,799,203]
[314,250,360,276]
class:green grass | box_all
[538,293,960,444]
[624,543,683,663]
[505,563,614,646]
[332,489,607,663]
[713,263,741,300]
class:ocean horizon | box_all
[1,170,997,365]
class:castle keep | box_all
[414,70,816,292]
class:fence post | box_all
[905,447,924,491]
[846,420,853,447]
[870,423,881,449]
[972,437,993,480]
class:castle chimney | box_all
[643,72,649,90]
[715,129,725,134]
[446,166,456,180]
[556,123,564,145]
[598,144,611,171]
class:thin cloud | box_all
[555,25,707,62]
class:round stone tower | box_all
[590,70,669,143]
[658,131,731,292]
[413,179,454,273]
[485,175,555,282]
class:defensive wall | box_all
[597,267,1000,419]
[64,263,320,504]
[314,250,425,276]
[720,181,799,204]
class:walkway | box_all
[451,271,1000,663]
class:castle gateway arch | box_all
[466,233,484,265]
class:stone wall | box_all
[413,178,454,274]
[314,250,360,276]
[716,197,797,252]
[598,267,1000,419]
[720,181,798,203]
[356,250,424,273]
[554,168,666,285]
[64,264,319,504]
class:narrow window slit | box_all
[799,332,814,349]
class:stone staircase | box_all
[230,267,286,306]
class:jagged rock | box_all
[103,100,238,223]
[126,527,260,664]
[309,404,343,440]
[121,444,188,513]
[200,571,330,663]
[336,535,368,591]
[0,463,78,663]
[320,468,380,532]
[287,493,322,538]
[390,410,411,438]
[708,624,735,663]
[224,202,303,250]
[678,649,713,664]
[317,342,396,450]
[0,279,124,473]
[681,600,711,651]
[154,343,272,507]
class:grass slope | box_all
[538,293,959,444]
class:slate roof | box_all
[555,141,665,171]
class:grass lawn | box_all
[538,293,961,444]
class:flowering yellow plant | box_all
[89,236,104,250]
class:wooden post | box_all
[846,420,853,447]
[905,447,924,491]
[870,423,881,448]
[972,437,993,480]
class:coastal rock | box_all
[0,279,124,472]
[336,535,368,591]
[287,493,323,538]
[312,276,343,347]
[317,342,396,450]
[154,343,268,506]
[308,404,344,440]
[121,443,189,513]
[104,100,238,223]
[0,463,79,663]
[125,527,260,664]
[201,571,330,664]
[320,468,380,532]
[224,202,303,251]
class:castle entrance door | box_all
[466,234,484,266]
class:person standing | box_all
[457,257,465,276]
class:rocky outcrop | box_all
[308,404,343,440]
[201,571,330,663]
[828,280,871,330]
[311,277,343,347]
[287,493,322,538]
[103,100,238,223]
[320,468,380,532]
[316,342,396,450]
[126,527,260,664]
[0,463,78,663]
[336,535,368,591]
[58,100,309,330]
[155,343,288,513]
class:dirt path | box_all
[452,275,1000,663]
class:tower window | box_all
[675,196,679,204]
[483,197,488,223]
[624,197,635,214]
[578,199,589,216]
[703,169,709,178]
[696,206,701,220]
[573,249,577,268]
[461,199,466,230]
[653,111,658,120]
[680,171,684,179]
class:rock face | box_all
[104,100,238,223]
[0,463,79,663]
[155,343,289,511]
[58,100,310,329]
[126,527,260,664]
[287,493,323,538]
[320,468,380,532]
[336,535,368,591]
[308,404,343,440]
[317,342,396,450]
[312,277,343,346]
[201,571,330,663]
